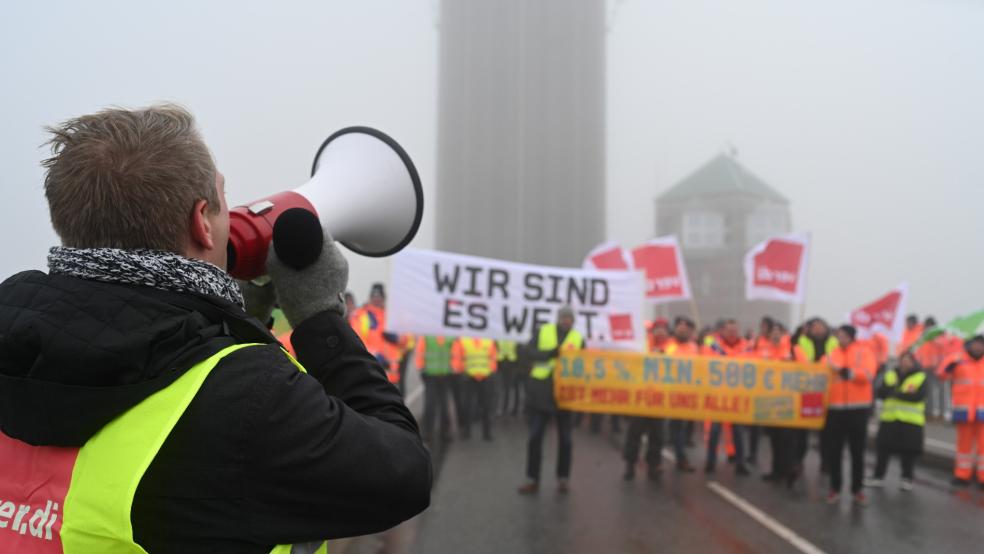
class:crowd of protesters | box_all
[342,283,982,503]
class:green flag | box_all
[912,309,984,350]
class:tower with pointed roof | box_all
[656,153,792,331]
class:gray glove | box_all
[267,230,349,328]
[237,278,276,324]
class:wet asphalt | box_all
[344,380,984,554]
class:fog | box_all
[2,0,981,324]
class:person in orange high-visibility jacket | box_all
[825,325,877,505]
[916,325,943,371]
[869,333,890,370]
[665,316,699,473]
[751,316,776,354]
[623,319,671,481]
[936,336,984,487]
[794,318,838,476]
[452,337,498,440]
[344,291,358,327]
[702,319,752,476]
[896,314,924,356]
[748,317,782,467]
[352,283,402,384]
[941,332,966,360]
[758,323,800,485]
[915,317,946,417]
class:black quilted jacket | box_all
[0,270,431,553]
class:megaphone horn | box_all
[227,127,424,280]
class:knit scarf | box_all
[48,247,244,308]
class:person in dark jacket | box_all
[0,104,431,553]
[865,351,927,491]
[517,306,584,495]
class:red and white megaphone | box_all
[227,127,424,280]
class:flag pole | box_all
[688,297,703,330]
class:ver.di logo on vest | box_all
[0,499,60,541]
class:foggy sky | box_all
[2,0,981,325]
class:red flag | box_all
[608,313,635,341]
[630,236,691,303]
[744,233,810,304]
[582,241,632,270]
[846,283,909,343]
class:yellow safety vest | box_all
[1,344,327,554]
[880,370,927,427]
[530,325,583,380]
[461,338,496,378]
[796,334,839,362]
[496,340,518,362]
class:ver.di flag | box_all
[387,248,647,350]
[582,241,633,271]
[846,283,909,343]
[630,236,691,304]
[744,232,810,304]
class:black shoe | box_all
[762,473,781,483]
[677,460,697,473]
[647,465,663,481]
[517,481,539,495]
[461,431,471,440]
[736,465,750,477]
[951,477,971,487]
[623,464,636,481]
[704,464,716,474]
[440,434,454,443]
[483,433,493,441]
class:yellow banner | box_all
[554,350,830,429]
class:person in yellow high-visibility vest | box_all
[518,306,584,495]
[452,337,498,440]
[497,339,523,417]
[0,105,431,552]
[865,351,926,491]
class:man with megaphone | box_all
[0,104,430,553]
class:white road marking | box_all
[925,437,956,452]
[405,386,424,408]
[707,481,827,554]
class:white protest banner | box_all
[387,249,646,350]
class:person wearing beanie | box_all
[352,283,403,385]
